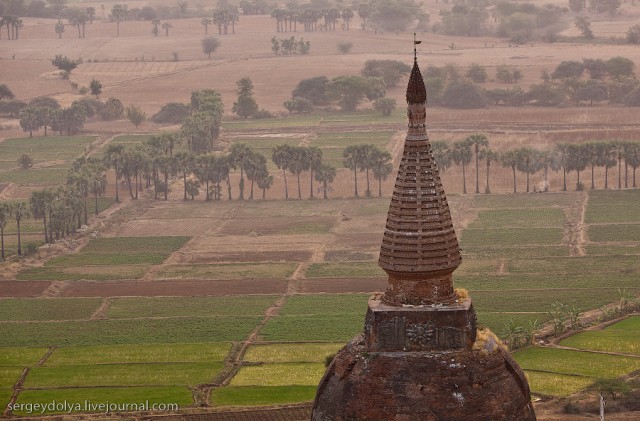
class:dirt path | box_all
[566,191,588,257]
[90,297,111,319]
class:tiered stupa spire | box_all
[379,57,461,305]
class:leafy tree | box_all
[440,3,489,37]
[315,163,336,199]
[29,97,60,109]
[111,4,127,37]
[151,19,160,36]
[583,58,608,79]
[526,83,564,106]
[272,144,292,199]
[292,76,329,105]
[99,98,125,120]
[17,154,33,169]
[498,12,536,44]
[496,65,515,83]
[589,0,621,14]
[19,106,41,137]
[89,79,102,98]
[51,55,82,78]
[606,56,635,80]
[569,0,585,12]
[368,0,422,31]
[357,3,371,29]
[624,86,640,107]
[327,76,382,112]
[126,105,146,128]
[162,22,172,36]
[627,24,640,45]
[574,16,593,40]
[441,81,486,109]
[201,37,221,59]
[0,84,14,100]
[232,77,259,118]
[55,19,64,38]
[374,98,396,116]
[283,97,314,114]
[361,60,411,87]
[573,80,608,105]
[466,63,487,83]
[552,61,585,80]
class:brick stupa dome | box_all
[311,54,537,421]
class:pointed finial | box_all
[413,33,421,63]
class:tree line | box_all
[433,135,640,194]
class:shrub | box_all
[0,99,27,117]
[72,98,105,118]
[18,154,34,169]
[373,98,397,116]
[337,42,353,54]
[99,98,125,120]
[152,103,190,124]
[29,97,60,109]
[283,97,314,114]
[253,109,274,119]
[624,86,640,107]
[25,243,38,256]
[440,82,487,109]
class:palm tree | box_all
[162,22,173,36]
[602,142,617,189]
[370,148,393,197]
[245,152,268,200]
[104,144,124,203]
[229,143,252,200]
[515,147,540,193]
[452,140,472,194]
[174,152,195,200]
[537,150,559,192]
[431,141,452,172]
[307,146,323,199]
[272,144,292,199]
[201,17,212,34]
[625,143,640,188]
[87,158,107,214]
[553,143,570,191]
[213,155,231,201]
[478,148,498,194]
[501,150,520,193]
[67,167,90,225]
[0,203,11,260]
[567,144,589,190]
[256,172,273,199]
[288,146,310,199]
[315,163,336,199]
[30,190,51,243]
[465,134,489,194]
[615,142,624,189]
[343,144,367,197]
[12,202,31,256]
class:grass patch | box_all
[586,244,640,255]
[244,343,343,363]
[45,253,168,267]
[16,264,151,281]
[560,316,640,355]
[0,389,12,408]
[586,190,640,223]
[13,387,192,415]
[211,385,316,407]
[82,236,190,254]
[471,289,621,313]
[1,167,69,185]
[0,298,102,321]
[472,192,576,209]
[279,294,369,316]
[588,224,640,242]
[25,362,224,387]
[461,228,563,247]
[260,314,364,342]
[468,208,565,229]
[0,367,24,387]
[456,273,640,291]
[0,347,48,366]
[106,296,278,318]
[0,136,95,163]
[156,263,297,280]
[310,131,393,148]
[46,343,232,365]
[109,134,151,146]
[305,262,385,278]
[0,317,262,347]
[230,363,325,386]
[506,256,640,275]
[513,347,640,379]
[524,371,594,397]
[462,246,569,258]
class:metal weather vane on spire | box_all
[413,32,422,62]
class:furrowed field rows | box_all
[0,347,48,366]
[472,193,578,209]
[586,244,640,255]
[505,255,640,275]
[106,296,278,318]
[305,262,385,278]
[211,385,317,407]
[523,371,594,397]
[467,208,565,229]
[155,263,297,280]
[244,344,343,363]
[16,264,152,281]
[588,224,640,242]
[560,316,640,355]
[586,190,640,223]
[44,343,232,365]
[460,228,563,247]
[462,246,569,258]
[0,317,263,346]
[0,298,102,321]
[230,363,325,387]
[0,136,96,163]
[1,367,25,387]
[455,273,640,291]
[25,362,224,388]
[13,387,193,415]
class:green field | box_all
[560,316,640,355]
[0,298,102,321]
[260,314,365,342]
[278,294,370,316]
[461,228,563,246]
[230,363,325,387]
[472,193,577,209]
[156,263,297,280]
[506,255,640,275]
[0,347,47,366]
[0,367,24,388]
[211,385,317,407]
[44,252,169,267]
[45,343,232,365]
[585,190,640,223]
[82,236,190,254]
[524,371,595,397]
[305,262,385,278]
[16,264,151,281]
[0,136,96,163]
[0,317,262,346]
[106,296,278,318]
[244,344,343,363]
[586,244,640,255]
[468,208,565,229]
[588,224,640,242]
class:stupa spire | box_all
[378,48,461,306]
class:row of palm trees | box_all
[341,144,393,198]
[271,7,354,32]
[433,135,640,194]
[0,15,23,40]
